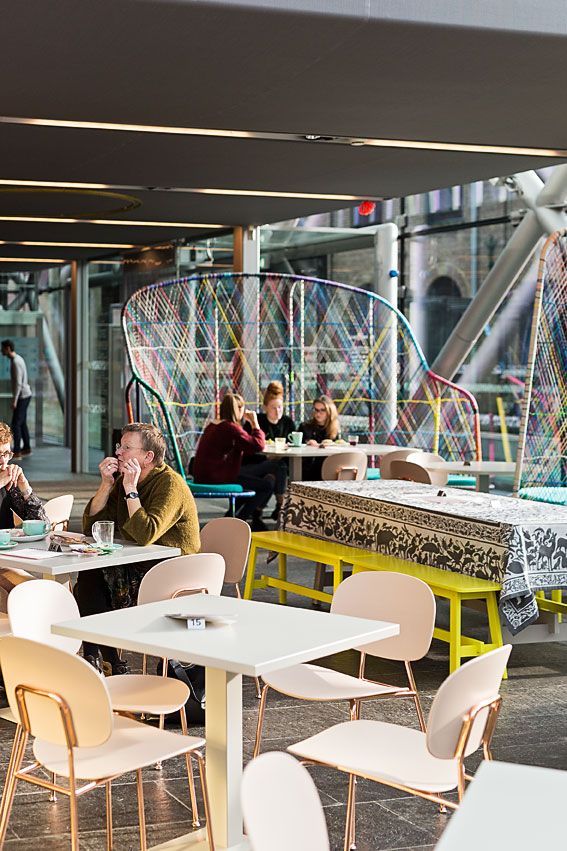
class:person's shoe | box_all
[250,517,268,532]
[84,650,104,673]
[111,658,131,676]
[20,449,32,457]
[270,506,280,521]
[12,452,22,460]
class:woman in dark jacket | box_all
[194,392,275,530]
[299,395,341,480]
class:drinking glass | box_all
[348,434,359,447]
[92,520,115,548]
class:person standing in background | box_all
[1,340,32,459]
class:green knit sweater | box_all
[83,463,200,555]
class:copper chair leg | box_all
[195,752,215,851]
[69,778,79,851]
[106,781,113,851]
[136,769,147,851]
[253,684,270,758]
[344,773,357,851]
[254,677,262,699]
[0,725,27,846]
[180,706,200,828]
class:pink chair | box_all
[321,451,367,481]
[389,458,449,486]
[254,571,436,757]
[288,645,511,851]
[199,517,251,597]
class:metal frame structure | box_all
[122,273,481,479]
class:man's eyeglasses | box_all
[115,443,140,453]
[0,451,14,461]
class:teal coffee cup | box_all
[0,529,10,544]
[22,519,47,536]
[287,432,303,447]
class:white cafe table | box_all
[263,442,398,481]
[0,540,181,580]
[426,460,516,492]
[53,593,398,850]
[436,760,566,849]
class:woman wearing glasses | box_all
[0,421,49,610]
[299,395,341,480]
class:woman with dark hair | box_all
[243,381,295,519]
[193,392,275,530]
[299,395,341,480]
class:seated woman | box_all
[243,381,295,519]
[0,422,49,610]
[194,392,275,531]
[299,395,341,480]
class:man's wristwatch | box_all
[124,491,139,500]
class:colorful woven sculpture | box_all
[515,230,567,503]
[122,273,481,478]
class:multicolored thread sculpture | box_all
[515,230,567,504]
[122,273,481,478]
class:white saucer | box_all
[10,531,50,543]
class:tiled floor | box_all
[0,446,565,849]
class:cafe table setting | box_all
[280,479,567,634]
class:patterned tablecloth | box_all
[280,480,567,634]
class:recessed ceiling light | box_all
[0,178,376,202]
[0,240,136,249]
[0,115,565,157]
[0,215,223,228]
[0,257,65,263]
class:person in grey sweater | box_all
[1,340,32,459]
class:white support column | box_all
[70,260,89,473]
[233,227,260,408]
[373,223,399,435]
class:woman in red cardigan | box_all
[194,392,275,530]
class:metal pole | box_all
[70,260,89,473]
[432,166,567,381]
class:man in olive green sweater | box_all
[77,422,200,673]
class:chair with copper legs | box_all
[0,637,215,851]
[254,571,436,758]
[288,645,511,851]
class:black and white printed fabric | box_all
[280,480,567,634]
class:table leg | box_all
[278,554,287,605]
[476,475,490,493]
[150,668,249,850]
[243,544,257,600]
[290,456,302,481]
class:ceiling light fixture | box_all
[0,115,565,158]
[0,178,377,202]
[0,215,223,228]
[0,240,136,249]
[0,257,65,263]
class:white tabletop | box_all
[436,760,567,849]
[263,442,398,460]
[53,593,399,677]
[0,540,181,577]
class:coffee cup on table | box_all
[274,437,287,452]
[22,519,48,536]
[287,432,303,447]
[0,529,11,544]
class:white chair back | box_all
[321,451,367,481]
[390,459,449,486]
[199,518,251,585]
[427,645,511,760]
[242,752,330,851]
[138,553,225,604]
[8,579,82,654]
[0,636,112,747]
[43,495,74,530]
[331,572,435,661]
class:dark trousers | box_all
[236,460,276,518]
[12,396,31,453]
[74,568,120,663]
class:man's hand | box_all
[306,439,319,447]
[11,401,16,410]
[99,457,119,487]
[14,465,30,495]
[122,458,141,493]
[0,464,21,491]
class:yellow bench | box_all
[244,530,505,675]
[243,531,367,605]
[352,552,505,675]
